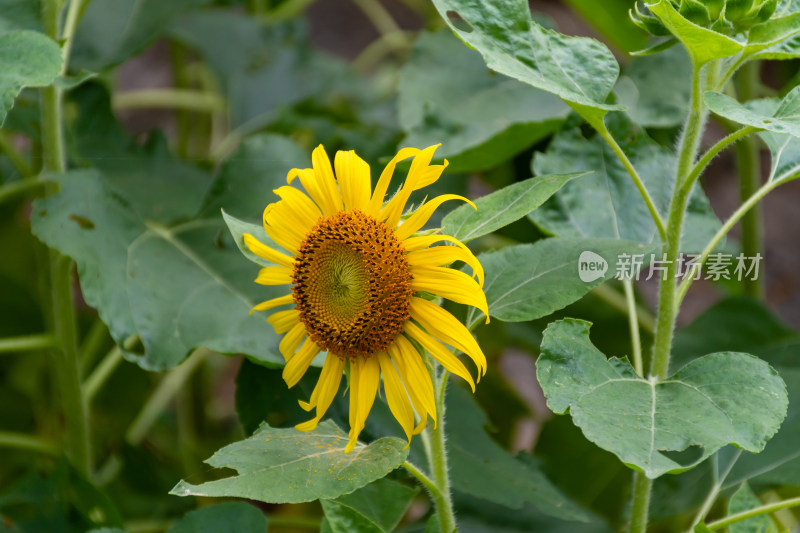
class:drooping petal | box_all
[408,246,484,286]
[381,145,441,227]
[346,356,380,452]
[410,296,487,376]
[311,144,344,213]
[250,293,294,314]
[411,266,489,321]
[296,353,346,430]
[394,194,475,241]
[335,150,371,211]
[255,266,293,285]
[282,337,320,388]
[243,233,294,267]
[377,352,416,442]
[279,322,307,361]
[389,337,436,432]
[267,309,300,334]
[404,322,475,391]
[367,147,420,216]
[273,186,323,230]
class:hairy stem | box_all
[623,280,644,376]
[424,365,456,533]
[706,495,800,531]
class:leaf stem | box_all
[681,126,760,197]
[112,89,226,113]
[591,283,656,334]
[594,121,667,242]
[622,280,644,376]
[0,333,58,353]
[629,471,652,533]
[0,431,59,455]
[82,345,124,404]
[688,450,742,531]
[706,495,800,531]
[403,460,445,502]
[125,348,209,445]
[424,366,457,533]
[734,61,765,299]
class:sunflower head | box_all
[242,143,488,451]
[630,0,777,37]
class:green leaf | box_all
[170,420,409,504]
[70,0,211,70]
[727,483,778,533]
[321,478,418,533]
[431,0,621,120]
[441,173,587,242]
[561,0,649,52]
[705,87,800,138]
[530,125,720,254]
[743,13,800,58]
[469,238,656,326]
[671,297,800,489]
[445,385,590,521]
[537,319,788,478]
[0,0,43,34]
[0,30,62,126]
[646,0,744,65]
[397,30,569,172]
[165,502,268,533]
[615,45,692,128]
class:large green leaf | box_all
[431,0,621,121]
[530,125,721,254]
[444,385,590,521]
[397,30,569,172]
[0,30,62,125]
[166,502,267,533]
[646,0,743,65]
[321,478,418,533]
[469,238,656,326]
[0,0,43,34]
[441,173,587,242]
[671,298,800,489]
[727,483,778,533]
[614,45,691,128]
[537,319,788,478]
[705,86,800,138]
[170,420,409,503]
[31,86,308,370]
[70,0,211,70]
[749,0,800,59]
[742,12,800,58]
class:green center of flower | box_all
[292,209,412,358]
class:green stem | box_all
[0,333,57,353]
[425,367,456,533]
[706,495,800,531]
[113,89,225,113]
[591,283,656,334]
[403,460,445,502]
[0,431,59,455]
[734,61,764,299]
[0,178,49,204]
[0,132,32,178]
[681,126,760,197]
[688,450,742,531]
[125,348,209,445]
[622,280,644,376]
[351,0,407,46]
[82,345,123,404]
[629,472,652,533]
[79,317,110,374]
[594,121,667,241]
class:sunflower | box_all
[243,143,488,451]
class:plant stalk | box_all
[425,366,456,533]
[706,495,800,531]
[0,333,57,353]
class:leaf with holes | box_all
[170,420,409,503]
[537,319,788,479]
[431,0,621,123]
[441,172,587,242]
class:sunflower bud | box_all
[630,0,779,37]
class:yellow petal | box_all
[282,337,320,388]
[279,322,307,361]
[404,233,474,252]
[262,204,301,255]
[390,336,436,428]
[243,233,293,267]
[367,147,420,216]
[346,356,380,452]
[250,293,294,314]
[381,145,441,227]
[273,186,322,230]
[408,245,484,286]
[411,266,489,321]
[404,322,475,391]
[287,167,334,216]
[255,266,293,285]
[394,194,475,241]
[311,144,343,214]
[267,309,300,334]
[334,150,371,211]
[410,297,487,376]
[377,352,417,443]
[296,353,345,431]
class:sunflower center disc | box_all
[292,209,412,358]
